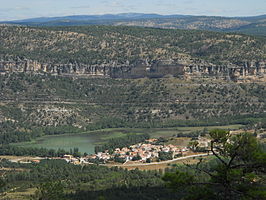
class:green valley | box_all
[0,11,265,200]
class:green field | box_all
[12,124,244,154]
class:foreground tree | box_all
[163,130,266,200]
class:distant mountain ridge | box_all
[4,13,190,23]
[1,13,266,36]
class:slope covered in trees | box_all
[0,25,265,65]
[0,73,266,149]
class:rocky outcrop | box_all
[0,58,265,81]
[183,61,266,81]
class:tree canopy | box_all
[163,130,266,200]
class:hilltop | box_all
[2,13,266,36]
[1,25,265,64]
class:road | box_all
[104,153,211,167]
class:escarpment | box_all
[1,25,265,81]
[0,58,265,81]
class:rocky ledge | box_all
[0,58,265,81]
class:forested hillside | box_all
[0,73,266,146]
[0,25,265,151]
[0,25,265,65]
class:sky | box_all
[0,0,265,21]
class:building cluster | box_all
[62,154,89,165]
[87,138,189,163]
[7,137,211,165]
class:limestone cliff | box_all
[0,58,265,82]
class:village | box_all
[61,136,211,165]
[88,138,188,163]
[6,128,265,166]
[3,135,214,166]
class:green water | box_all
[13,129,143,154]
[13,125,243,154]
[13,133,102,154]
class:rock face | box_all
[183,61,266,81]
[0,58,265,81]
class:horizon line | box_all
[2,12,266,22]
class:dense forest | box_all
[0,159,180,200]
[0,145,81,157]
